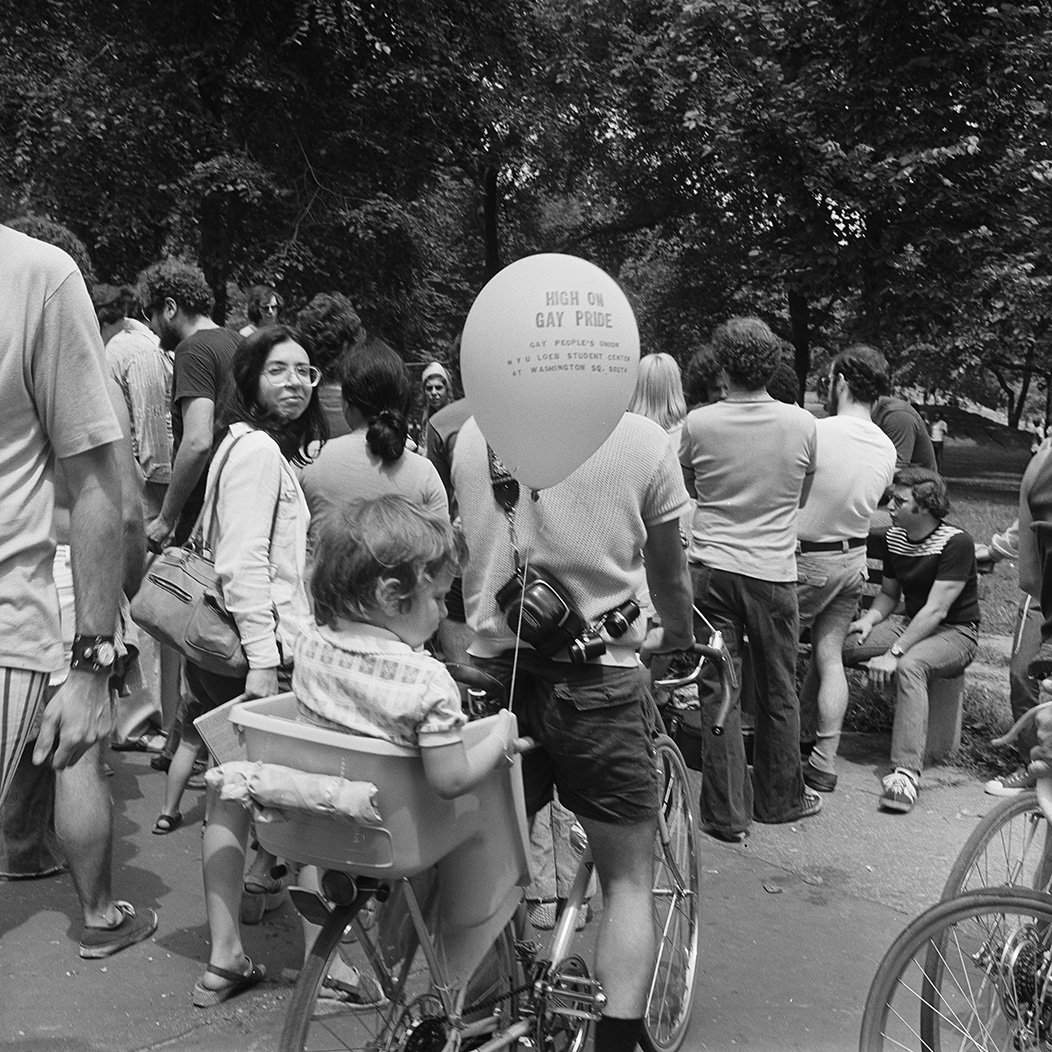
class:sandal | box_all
[241,875,286,925]
[152,812,183,835]
[193,958,266,1008]
[316,968,388,1013]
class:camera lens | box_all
[568,632,606,664]
[603,599,640,640]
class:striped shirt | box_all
[293,620,465,748]
[884,523,980,625]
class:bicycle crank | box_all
[534,955,605,1052]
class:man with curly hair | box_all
[680,316,820,842]
[136,259,240,549]
[295,292,365,438]
[847,468,979,813]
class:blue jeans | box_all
[844,617,978,772]
[690,564,805,832]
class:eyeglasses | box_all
[886,492,911,509]
[262,363,320,387]
[261,302,279,314]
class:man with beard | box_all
[797,345,896,794]
[136,260,239,549]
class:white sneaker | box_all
[880,768,919,813]
[984,768,1037,797]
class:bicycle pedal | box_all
[288,886,331,926]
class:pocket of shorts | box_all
[553,669,641,712]
[797,568,829,587]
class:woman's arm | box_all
[213,433,284,689]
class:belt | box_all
[798,537,868,553]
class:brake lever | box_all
[653,631,738,736]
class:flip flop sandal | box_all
[152,812,183,835]
[193,958,266,1008]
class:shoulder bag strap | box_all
[192,432,249,554]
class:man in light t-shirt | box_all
[680,316,819,841]
[797,345,896,793]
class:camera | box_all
[566,598,641,664]
[495,565,586,658]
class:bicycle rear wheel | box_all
[859,886,1052,1051]
[640,736,700,1052]
[941,790,1052,899]
[279,888,521,1052]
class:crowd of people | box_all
[0,218,1019,1052]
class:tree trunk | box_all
[482,165,501,280]
[788,289,810,405]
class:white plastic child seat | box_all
[230,693,530,930]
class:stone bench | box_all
[925,673,965,763]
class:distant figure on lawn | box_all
[928,412,949,471]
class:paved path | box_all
[0,726,1013,1052]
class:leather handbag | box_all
[131,434,281,678]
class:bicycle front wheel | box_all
[640,736,700,1052]
[280,891,521,1052]
[860,886,1052,1051]
[941,790,1052,899]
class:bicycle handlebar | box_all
[653,631,738,737]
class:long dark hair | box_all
[341,337,411,464]
[221,324,328,466]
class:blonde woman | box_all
[628,353,688,435]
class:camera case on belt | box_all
[495,565,586,658]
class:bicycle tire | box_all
[859,886,1052,1052]
[941,790,1052,899]
[280,891,521,1052]
[640,736,700,1052]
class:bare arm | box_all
[640,517,696,665]
[34,441,123,769]
[147,396,214,545]
[103,377,145,594]
[848,577,901,640]
[421,709,528,799]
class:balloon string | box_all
[507,553,528,717]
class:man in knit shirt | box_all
[847,468,980,812]
[797,346,896,794]
[452,410,694,1052]
[680,317,819,841]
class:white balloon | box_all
[461,254,640,489]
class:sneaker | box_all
[1028,640,1052,681]
[803,760,838,794]
[880,768,919,813]
[79,901,158,959]
[984,767,1037,797]
[527,899,558,930]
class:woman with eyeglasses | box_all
[155,326,327,841]
[300,336,448,547]
[238,285,282,337]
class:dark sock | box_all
[595,1015,643,1052]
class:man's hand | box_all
[640,624,694,686]
[145,514,174,553]
[847,619,872,645]
[32,671,114,769]
[865,651,899,690]
[244,667,280,699]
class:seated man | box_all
[846,468,980,813]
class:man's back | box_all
[797,415,895,543]
[871,396,937,470]
[680,396,816,582]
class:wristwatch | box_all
[889,643,906,659]
[70,634,118,674]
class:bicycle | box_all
[859,703,1052,1050]
[227,636,735,1052]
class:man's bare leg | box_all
[579,814,656,1052]
[55,741,116,926]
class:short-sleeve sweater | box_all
[452,413,689,666]
[884,523,980,625]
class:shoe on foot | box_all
[700,824,747,843]
[1028,640,1052,681]
[984,767,1037,796]
[193,958,266,1008]
[803,760,838,793]
[527,899,558,930]
[881,768,919,813]
[241,875,286,925]
[317,968,388,1011]
[79,901,158,959]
